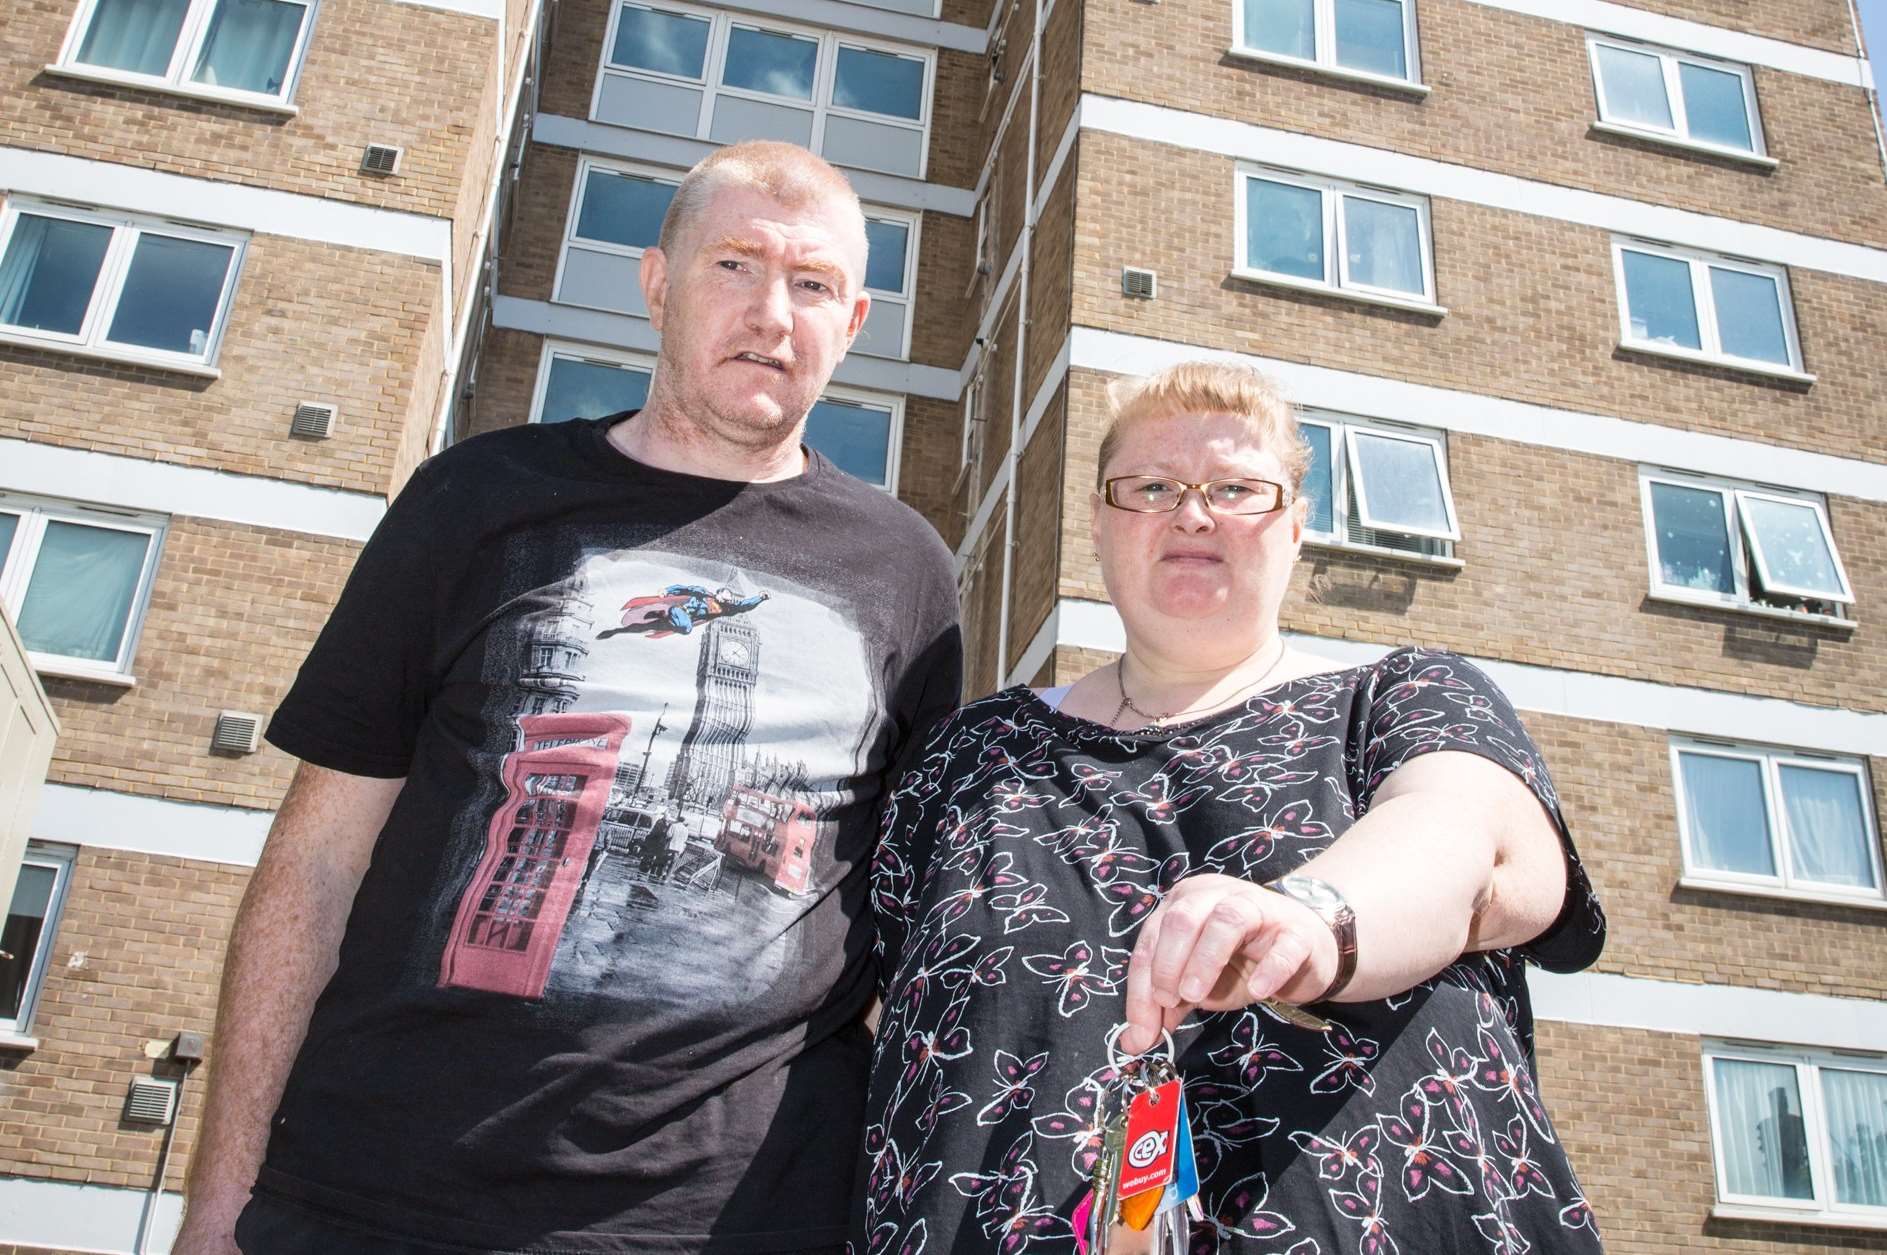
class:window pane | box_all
[1334,0,1407,79]
[0,865,58,1021]
[1650,482,1734,594]
[1740,496,1844,600]
[1342,196,1423,295]
[0,215,113,337]
[1713,1059,1813,1200]
[1302,425,1335,534]
[722,27,817,101]
[191,0,304,95]
[611,4,710,78]
[575,170,676,250]
[0,513,17,568]
[806,399,890,486]
[1596,45,1675,129]
[76,0,190,76]
[1709,268,1789,365]
[540,357,650,423]
[833,46,924,120]
[1621,250,1701,350]
[106,234,234,356]
[1679,752,1775,877]
[864,220,908,294]
[1679,62,1754,150]
[1246,179,1324,282]
[1823,1068,1887,1207]
[1351,431,1448,533]
[17,521,149,664]
[1244,0,1314,58]
[1778,766,1876,889]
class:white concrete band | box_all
[1460,0,1872,88]
[388,0,503,17]
[1529,969,1887,1054]
[0,148,451,262]
[34,783,272,868]
[1076,94,1887,285]
[712,0,984,52]
[0,1175,181,1255]
[1049,597,1887,755]
[0,439,385,542]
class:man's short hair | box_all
[656,141,866,266]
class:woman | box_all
[856,363,1606,1254]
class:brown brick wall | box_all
[1080,0,1887,244]
[1035,0,1081,179]
[463,327,547,439]
[1008,388,1064,672]
[910,209,975,370]
[497,144,577,307]
[962,499,1007,697]
[0,847,242,1190]
[0,218,441,498]
[899,394,966,544]
[0,0,494,219]
[1069,133,1887,464]
[1025,170,1074,402]
[44,517,359,810]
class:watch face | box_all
[1278,875,1342,910]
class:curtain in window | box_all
[16,522,149,664]
[1779,765,1875,889]
[1679,753,1774,876]
[1823,1069,1887,1207]
[1344,197,1422,294]
[76,0,191,76]
[191,0,304,94]
[1713,1059,1813,1200]
[0,215,112,336]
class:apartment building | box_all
[1,0,1883,1250]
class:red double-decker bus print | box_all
[439,712,631,998]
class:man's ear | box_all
[842,289,872,352]
[641,247,670,332]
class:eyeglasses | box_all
[1103,475,1291,516]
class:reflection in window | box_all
[1590,36,1763,155]
[1245,179,1326,282]
[1241,0,1415,81]
[1240,170,1433,303]
[833,45,924,119]
[610,3,711,78]
[1615,242,1800,372]
[1643,474,1850,613]
[864,219,909,294]
[806,397,893,487]
[1300,415,1456,557]
[1648,481,1734,594]
[537,354,652,424]
[1705,1046,1887,1223]
[107,234,236,356]
[574,168,677,250]
[722,26,818,100]
[0,215,113,336]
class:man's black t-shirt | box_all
[258,415,962,1253]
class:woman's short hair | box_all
[656,141,865,263]
[1096,362,1312,494]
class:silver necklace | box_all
[1111,638,1290,729]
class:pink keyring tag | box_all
[1072,1187,1094,1255]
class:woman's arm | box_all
[1120,749,1568,1053]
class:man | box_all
[176,142,961,1255]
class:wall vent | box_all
[124,1077,179,1126]
[361,144,403,176]
[1121,267,1158,299]
[211,711,262,755]
[290,402,337,440]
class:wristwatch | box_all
[1268,874,1357,1002]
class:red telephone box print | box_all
[439,712,631,998]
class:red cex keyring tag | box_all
[1116,1077,1183,1201]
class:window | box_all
[1612,240,1806,379]
[1234,0,1422,86]
[592,1,935,178]
[553,159,680,318]
[1587,35,1767,160]
[530,342,654,425]
[0,844,76,1038]
[854,210,919,360]
[1640,471,1852,618]
[0,201,244,372]
[1236,168,1438,310]
[0,496,165,682]
[808,387,902,490]
[58,0,318,107]
[1704,1044,1887,1223]
[1299,414,1458,559]
[1673,739,1881,902]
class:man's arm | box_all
[173,763,404,1254]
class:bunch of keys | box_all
[1073,1028,1205,1255]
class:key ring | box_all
[1105,1022,1176,1072]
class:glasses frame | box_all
[1102,475,1292,516]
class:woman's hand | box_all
[1119,874,1336,1055]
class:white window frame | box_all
[1702,1041,1887,1227]
[528,340,657,425]
[552,157,680,312]
[1230,0,1426,93]
[862,205,920,361]
[1298,412,1460,560]
[1234,166,1442,313]
[591,0,936,179]
[0,843,78,1040]
[53,0,319,113]
[809,382,904,492]
[1671,737,1884,905]
[1586,34,1771,166]
[0,199,245,376]
[0,494,166,684]
[1638,469,1852,620]
[1610,238,1809,382]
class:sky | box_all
[1862,0,1887,63]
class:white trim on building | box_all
[33,783,272,868]
[1533,970,1887,1055]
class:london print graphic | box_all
[436,549,875,1006]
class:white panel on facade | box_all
[709,97,815,147]
[822,115,924,177]
[558,249,648,317]
[853,299,907,359]
[595,77,703,135]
